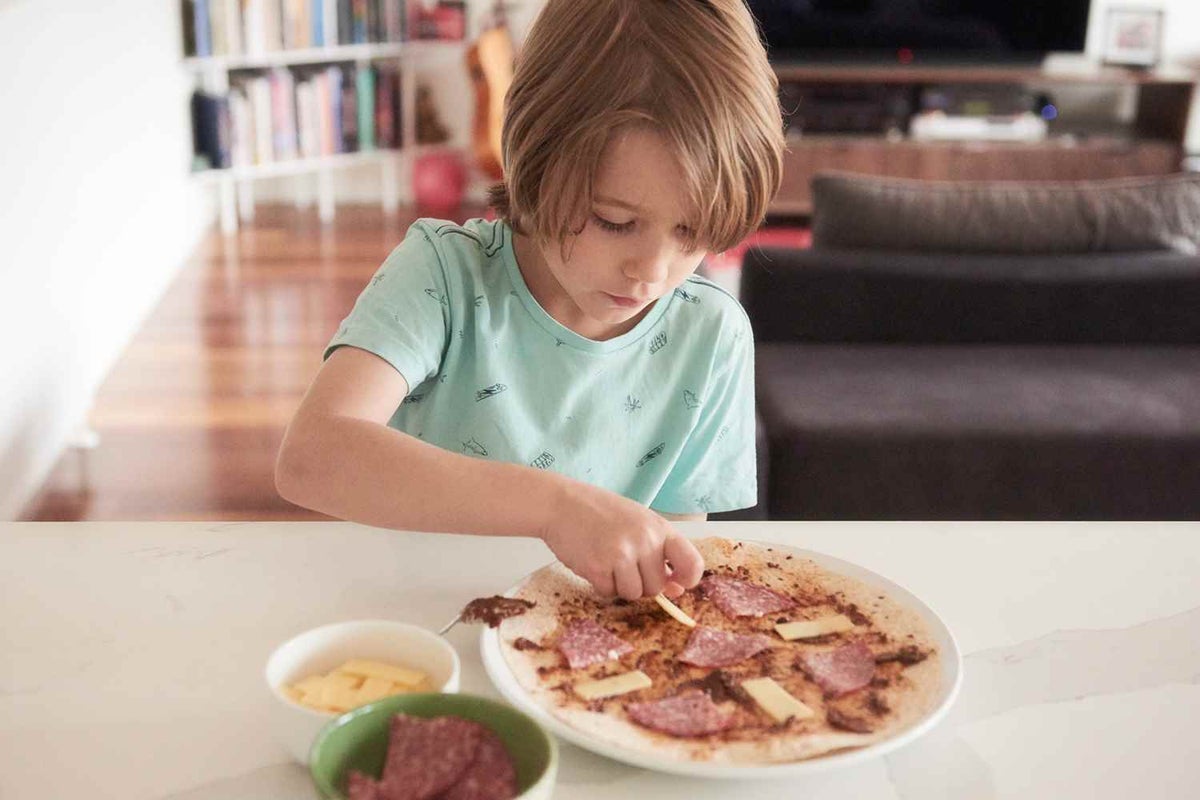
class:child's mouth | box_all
[604,293,642,309]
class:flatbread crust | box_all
[497,537,943,764]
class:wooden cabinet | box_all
[770,65,1196,216]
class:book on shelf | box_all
[269,68,300,159]
[351,0,368,46]
[340,69,359,152]
[185,0,213,58]
[191,90,232,170]
[356,64,376,151]
[375,64,401,149]
[185,0,407,57]
[312,0,326,48]
[199,63,402,171]
[182,1,197,56]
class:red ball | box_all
[412,151,467,216]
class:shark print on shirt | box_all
[462,438,488,456]
[637,442,666,468]
[674,287,700,304]
[476,383,508,401]
[684,390,701,410]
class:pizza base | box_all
[497,537,944,765]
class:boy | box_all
[276,0,784,600]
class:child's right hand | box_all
[538,478,705,601]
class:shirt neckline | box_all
[496,220,672,354]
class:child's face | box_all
[525,127,708,340]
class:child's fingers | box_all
[663,535,704,588]
[613,561,644,601]
[637,553,669,598]
[588,568,616,598]
[661,580,685,600]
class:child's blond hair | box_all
[488,0,784,254]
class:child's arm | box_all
[275,346,704,600]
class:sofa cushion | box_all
[811,172,1200,255]
[756,343,1200,519]
[740,247,1200,344]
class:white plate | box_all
[480,539,963,779]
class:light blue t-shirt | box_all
[325,218,756,514]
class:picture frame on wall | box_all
[1102,6,1164,69]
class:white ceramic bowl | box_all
[265,620,460,764]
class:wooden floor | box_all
[22,203,485,521]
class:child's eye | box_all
[676,225,701,252]
[592,214,634,234]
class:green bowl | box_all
[309,692,559,800]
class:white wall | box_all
[0,0,216,519]
[1084,0,1200,149]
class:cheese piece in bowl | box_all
[285,659,436,713]
[266,620,460,764]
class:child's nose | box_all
[623,246,671,285]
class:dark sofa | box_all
[740,246,1200,520]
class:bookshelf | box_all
[183,1,472,234]
[184,41,408,71]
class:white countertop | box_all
[2,520,1198,799]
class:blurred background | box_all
[1,0,1198,522]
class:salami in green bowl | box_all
[309,692,558,800]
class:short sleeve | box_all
[651,317,757,514]
[324,223,451,390]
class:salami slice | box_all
[347,771,384,800]
[379,714,485,800]
[700,575,796,618]
[557,619,633,669]
[677,626,772,668]
[440,728,518,800]
[798,641,876,697]
[626,690,736,737]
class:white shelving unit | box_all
[185,40,467,235]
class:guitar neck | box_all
[486,0,508,31]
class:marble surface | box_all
[2,520,1198,799]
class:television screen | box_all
[748,0,1092,64]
